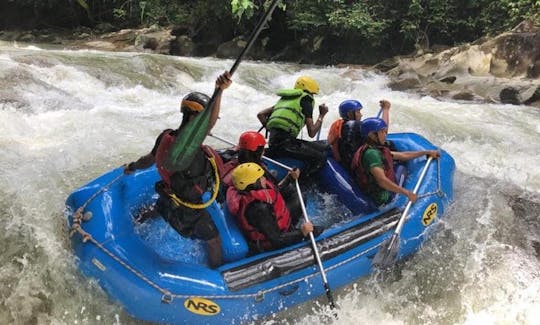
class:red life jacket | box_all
[220,159,238,188]
[351,143,395,193]
[155,130,176,187]
[154,129,223,188]
[226,181,291,249]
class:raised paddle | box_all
[166,0,282,172]
[372,156,434,269]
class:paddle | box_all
[166,0,282,172]
[294,179,337,310]
[208,133,336,309]
[372,156,434,269]
[209,133,292,172]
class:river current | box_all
[0,42,539,324]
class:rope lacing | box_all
[68,154,446,303]
[418,154,445,199]
[68,170,382,302]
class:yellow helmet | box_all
[232,163,265,191]
[294,76,319,94]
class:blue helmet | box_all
[339,100,363,119]
[361,118,387,138]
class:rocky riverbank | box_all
[376,20,540,107]
[2,21,539,107]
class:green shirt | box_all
[361,147,390,205]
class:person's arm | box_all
[370,166,417,202]
[246,202,311,249]
[277,168,300,189]
[392,150,440,162]
[257,107,273,126]
[124,131,167,174]
[379,99,391,128]
[207,71,232,132]
[124,153,155,174]
[305,103,328,137]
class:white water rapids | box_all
[0,42,539,324]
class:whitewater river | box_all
[1,42,539,324]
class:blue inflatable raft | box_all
[65,133,455,324]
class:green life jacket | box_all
[266,89,313,137]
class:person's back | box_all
[339,120,364,169]
[257,76,328,176]
[328,100,363,162]
[123,72,232,268]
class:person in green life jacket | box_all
[123,71,232,269]
[351,118,440,206]
[257,76,329,176]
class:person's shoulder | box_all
[363,147,382,159]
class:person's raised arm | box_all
[379,99,391,128]
[305,103,328,137]
[208,71,232,132]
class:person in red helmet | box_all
[220,130,303,222]
[123,71,232,269]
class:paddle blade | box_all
[372,235,399,269]
[165,108,211,172]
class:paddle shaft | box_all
[385,156,434,250]
[295,179,336,309]
[209,132,335,308]
[167,0,281,170]
[206,0,281,113]
[208,133,293,171]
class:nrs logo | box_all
[422,203,438,226]
[184,297,220,316]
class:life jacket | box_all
[328,119,345,161]
[350,143,395,194]
[227,181,291,250]
[155,129,223,208]
[339,120,364,168]
[220,158,238,188]
[266,89,312,137]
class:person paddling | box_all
[350,117,439,206]
[220,131,303,218]
[123,71,232,269]
[328,99,391,168]
[226,163,323,253]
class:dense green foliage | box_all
[1,0,538,63]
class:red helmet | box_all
[238,131,266,151]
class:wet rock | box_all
[388,76,421,91]
[134,30,174,54]
[500,87,521,104]
[440,76,457,84]
[452,90,475,101]
[170,35,195,56]
[380,20,540,107]
[372,57,399,72]
[217,36,247,58]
